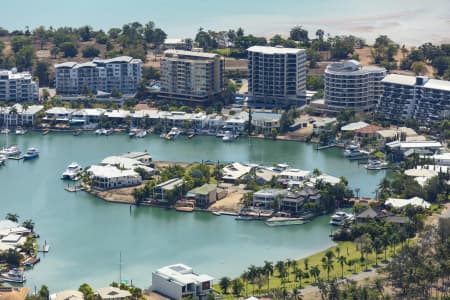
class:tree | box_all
[11,36,31,53]
[33,26,49,50]
[219,276,231,294]
[321,250,335,281]
[78,283,94,300]
[79,25,93,41]
[15,45,34,71]
[337,255,346,279]
[39,285,50,299]
[22,219,35,231]
[50,46,59,58]
[82,46,100,58]
[61,42,78,57]
[290,26,309,44]
[34,61,50,86]
[432,56,450,76]
[231,278,244,296]
[263,260,274,291]
[310,265,321,284]
[6,213,19,222]
[411,61,427,75]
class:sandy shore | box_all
[209,189,244,213]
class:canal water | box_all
[0,133,385,291]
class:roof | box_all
[0,287,30,300]
[122,152,152,160]
[355,125,382,134]
[309,174,341,186]
[154,264,214,287]
[188,184,217,196]
[382,74,417,86]
[356,207,386,219]
[405,168,438,178]
[45,107,74,115]
[222,163,252,181]
[164,38,185,44]
[164,49,220,59]
[384,216,410,224]
[101,156,144,170]
[279,169,311,178]
[325,60,386,75]
[385,197,431,209]
[97,287,131,299]
[386,140,442,150]
[252,112,282,121]
[50,290,84,300]
[88,165,140,179]
[254,189,287,197]
[341,121,369,131]
[424,78,450,92]
[55,62,78,68]
[0,220,20,230]
[155,178,184,190]
[247,46,305,55]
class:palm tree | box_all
[303,258,309,270]
[294,268,305,288]
[5,213,19,222]
[310,265,320,284]
[22,219,35,232]
[291,260,298,282]
[275,260,286,279]
[219,277,231,294]
[381,233,390,263]
[321,250,335,281]
[241,271,249,297]
[263,260,274,292]
[337,255,346,279]
[247,265,258,294]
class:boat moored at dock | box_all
[1,268,26,283]
[61,162,83,180]
[23,148,39,160]
[0,146,21,157]
[365,159,389,170]
[329,211,354,226]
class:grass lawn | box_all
[215,240,401,298]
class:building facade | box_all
[0,104,44,127]
[0,69,39,102]
[55,56,142,96]
[324,60,386,112]
[378,74,450,123]
[159,50,224,104]
[247,46,307,108]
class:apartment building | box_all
[378,74,450,123]
[0,69,39,102]
[324,60,386,112]
[159,50,224,104]
[0,103,44,127]
[55,56,142,96]
[247,46,307,108]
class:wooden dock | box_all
[64,186,85,192]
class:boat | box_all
[0,128,10,134]
[343,145,369,158]
[265,217,307,226]
[23,148,39,160]
[365,159,389,170]
[95,128,112,136]
[1,268,26,283]
[188,133,196,139]
[135,130,147,138]
[0,154,7,165]
[329,211,354,226]
[166,127,181,140]
[73,130,82,136]
[212,211,221,216]
[42,129,50,135]
[222,131,236,142]
[15,127,27,135]
[61,162,83,180]
[0,146,21,157]
[128,128,139,138]
[235,215,259,221]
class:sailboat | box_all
[0,120,21,157]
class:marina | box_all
[0,132,387,291]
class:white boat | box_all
[330,211,354,226]
[0,146,21,157]
[166,127,181,140]
[136,130,147,138]
[365,159,389,170]
[265,217,307,226]
[23,148,39,160]
[128,128,139,137]
[95,128,112,136]
[61,162,83,180]
[0,154,7,165]
[1,268,26,283]
[343,145,369,158]
[15,127,27,135]
[0,128,10,134]
[222,131,236,142]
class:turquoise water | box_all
[1,0,449,45]
[0,133,384,291]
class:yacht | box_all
[0,128,10,134]
[128,128,139,138]
[61,162,83,180]
[222,131,236,142]
[343,145,369,158]
[1,268,26,283]
[95,128,112,136]
[0,146,21,157]
[365,159,389,170]
[15,127,27,135]
[330,211,354,226]
[136,130,147,138]
[166,127,181,140]
[23,148,39,160]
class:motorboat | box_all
[1,268,26,283]
[0,154,7,165]
[365,159,389,170]
[23,148,39,160]
[343,144,369,158]
[95,128,112,136]
[330,211,354,226]
[135,130,147,138]
[128,128,139,138]
[166,127,181,140]
[0,128,10,134]
[15,127,27,135]
[0,146,21,157]
[222,131,236,142]
[61,162,83,180]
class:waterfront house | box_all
[278,169,311,187]
[298,187,322,205]
[280,191,306,214]
[44,107,74,124]
[152,263,214,300]
[121,152,153,166]
[251,112,282,134]
[50,290,84,300]
[254,168,277,185]
[252,189,288,209]
[222,163,252,183]
[386,140,442,153]
[356,207,388,222]
[0,104,44,127]
[154,178,184,203]
[385,196,431,210]
[97,287,131,300]
[307,174,341,187]
[186,184,217,208]
[87,165,142,190]
[71,108,106,126]
[224,116,247,133]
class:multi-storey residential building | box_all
[378,74,450,123]
[159,50,224,104]
[324,60,386,112]
[247,46,307,108]
[55,56,142,96]
[0,69,39,102]
[0,103,44,127]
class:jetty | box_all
[64,186,85,192]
